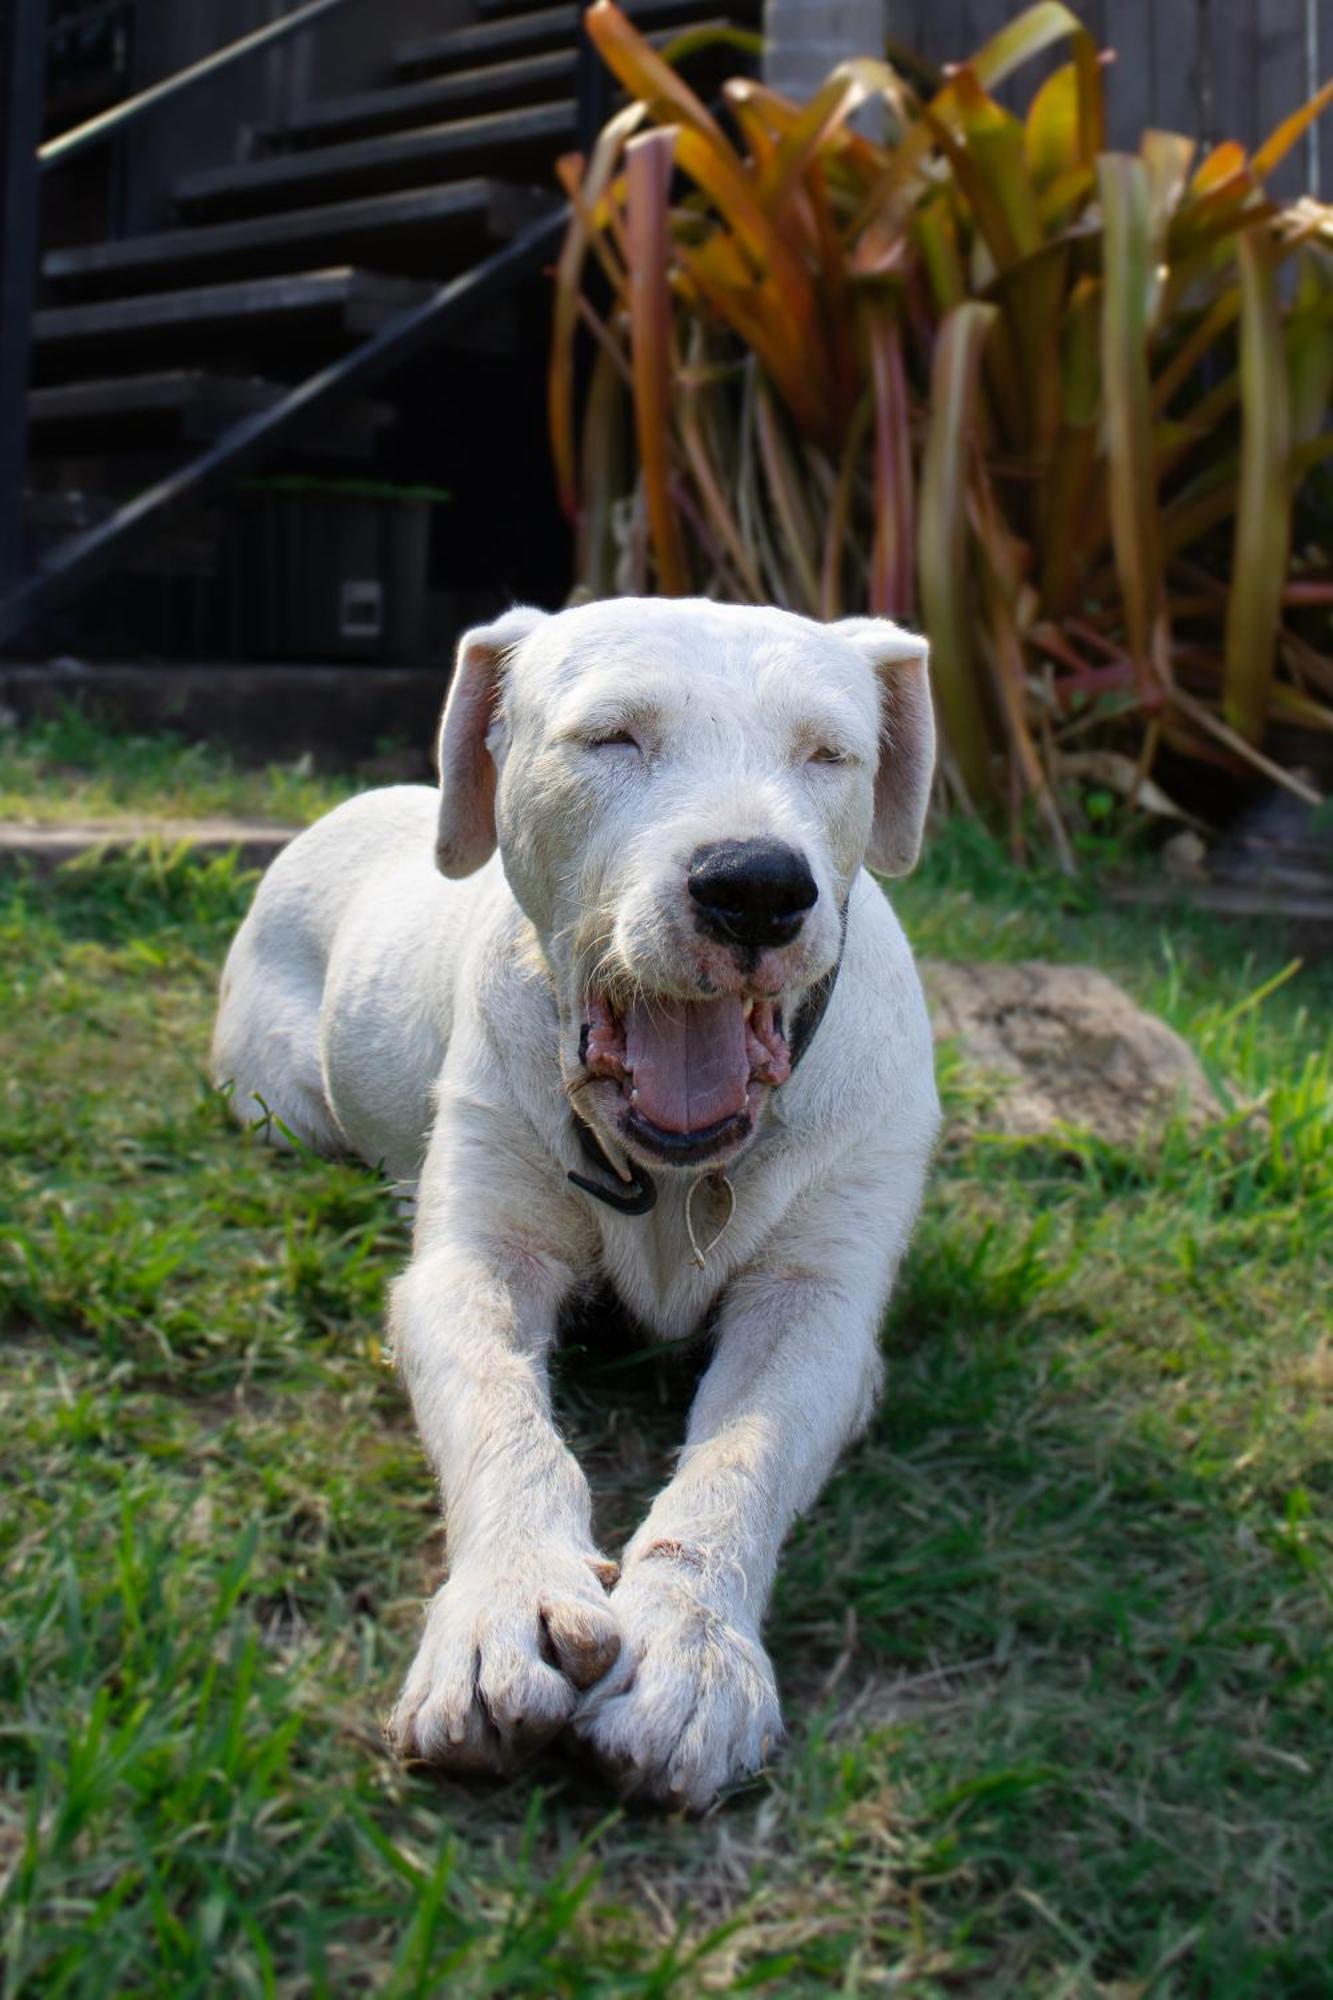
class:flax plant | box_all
[551,1,1333,852]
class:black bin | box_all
[229,479,443,664]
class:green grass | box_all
[2,722,1331,1995]
[0,707,359,826]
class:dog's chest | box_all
[585,1164,784,1340]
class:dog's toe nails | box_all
[541,1599,622,1691]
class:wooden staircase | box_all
[9,0,760,662]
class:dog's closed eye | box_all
[586,730,641,753]
[807,745,854,767]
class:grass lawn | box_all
[2,715,1331,1996]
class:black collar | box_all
[567,1110,659,1215]
[786,952,841,1072]
[567,906,848,1217]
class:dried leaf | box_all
[624,129,690,593]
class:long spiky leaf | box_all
[1223,227,1293,743]
[1098,154,1170,698]
[919,302,1001,807]
[624,129,690,594]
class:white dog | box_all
[213,597,939,1809]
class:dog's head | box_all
[434,598,933,1173]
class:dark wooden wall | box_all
[888,0,1330,196]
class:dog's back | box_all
[212,785,455,1172]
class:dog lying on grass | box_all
[213,597,940,1809]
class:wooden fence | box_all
[889,0,1329,196]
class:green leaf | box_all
[576,342,630,599]
[867,305,915,616]
[970,3,1097,98]
[919,302,1001,807]
[1287,249,1333,448]
[1223,227,1293,743]
[1038,274,1103,611]
[1098,154,1169,695]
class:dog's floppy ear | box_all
[435,606,548,878]
[830,617,935,876]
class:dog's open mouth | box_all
[581,992,791,1164]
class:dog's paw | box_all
[571,1564,783,1812]
[387,1546,621,1772]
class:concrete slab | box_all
[0,817,299,871]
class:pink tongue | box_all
[625,996,750,1135]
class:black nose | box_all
[687,839,818,949]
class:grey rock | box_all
[922,960,1223,1146]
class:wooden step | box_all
[274,50,576,147]
[474,0,752,12]
[27,371,394,457]
[32,269,433,378]
[394,0,755,78]
[269,19,742,149]
[473,0,759,23]
[44,180,550,299]
[176,101,576,219]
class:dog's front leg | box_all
[576,1169,924,1810]
[386,1224,618,1772]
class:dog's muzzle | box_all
[580,990,791,1161]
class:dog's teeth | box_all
[742,998,755,1020]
